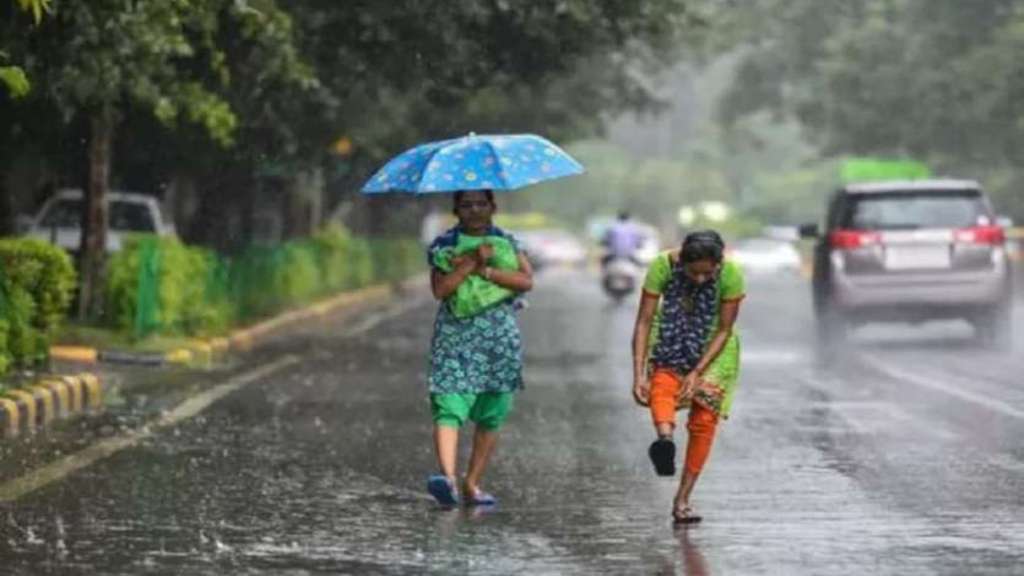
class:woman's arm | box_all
[430,255,479,301]
[481,252,534,293]
[631,292,660,406]
[692,299,742,378]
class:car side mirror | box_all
[798,223,820,239]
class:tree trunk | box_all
[0,180,13,236]
[77,106,114,320]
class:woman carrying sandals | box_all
[630,229,746,525]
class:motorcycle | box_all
[602,256,642,303]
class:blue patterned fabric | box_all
[427,303,524,394]
[650,260,719,375]
[426,227,525,394]
[362,133,584,194]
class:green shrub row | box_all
[104,226,423,338]
[0,238,77,376]
[106,236,233,338]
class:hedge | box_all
[104,227,423,338]
[0,238,77,376]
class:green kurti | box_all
[642,252,746,418]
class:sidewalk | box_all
[2,279,419,447]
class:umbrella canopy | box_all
[361,133,584,194]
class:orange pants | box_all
[649,369,720,476]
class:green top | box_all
[431,233,520,318]
[642,251,746,417]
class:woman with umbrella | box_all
[362,133,583,507]
[423,189,534,507]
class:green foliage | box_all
[0,318,9,376]
[105,235,233,338]
[15,0,50,24]
[368,238,424,285]
[0,65,29,97]
[0,238,76,372]
[344,238,375,290]
[719,0,1024,219]
[310,225,353,293]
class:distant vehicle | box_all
[25,189,177,255]
[727,237,802,276]
[513,228,588,269]
[800,179,1013,348]
[632,223,661,265]
[601,256,642,303]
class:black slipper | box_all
[672,505,703,525]
[648,438,676,476]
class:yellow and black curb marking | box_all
[0,373,102,438]
[48,282,400,366]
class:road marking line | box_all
[862,356,1024,421]
[338,297,424,336]
[743,348,805,366]
[0,355,299,503]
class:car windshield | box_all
[110,202,156,232]
[39,198,156,232]
[841,192,989,230]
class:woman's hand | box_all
[696,379,724,400]
[475,243,495,266]
[632,376,651,407]
[450,254,477,270]
[677,371,700,404]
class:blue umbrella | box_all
[361,133,584,194]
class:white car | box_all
[727,237,803,276]
[514,228,589,268]
[26,189,176,254]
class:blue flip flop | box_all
[463,488,498,507]
[427,475,459,507]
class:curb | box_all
[0,373,102,438]
[49,282,397,367]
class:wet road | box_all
[2,268,1023,575]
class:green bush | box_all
[311,225,351,293]
[231,241,321,321]
[274,242,320,307]
[0,318,10,376]
[345,237,375,289]
[0,238,77,372]
[369,238,425,284]
[105,235,233,338]
[98,229,423,342]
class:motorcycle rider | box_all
[602,211,644,269]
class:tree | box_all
[717,0,1024,218]
[15,0,310,316]
[0,0,50,97]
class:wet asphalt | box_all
[1,268,1023,575]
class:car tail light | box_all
[829,229,881,250]
[954,225,1005,245]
